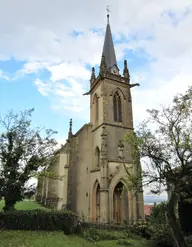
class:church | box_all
[36,14,144,224]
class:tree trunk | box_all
[3,198,16,211]
[166,190,187,247]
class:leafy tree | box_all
[125,86,192,247]
[149,201,167,225]
[24,184,36,200]
[0,108,58,211]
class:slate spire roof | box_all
[102,14,118,71]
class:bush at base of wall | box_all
[0,209,78,234]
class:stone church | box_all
[36,14,144,223]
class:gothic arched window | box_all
[113,92,122,122]
[94,147,100,168]
[93,94,99,123]
[113,95,117,121]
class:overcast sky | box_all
[0,0,192,201]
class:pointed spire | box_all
[101,12,118,73]
[68,119,73,139]
[123,59,130,82]
[90,67,96,84]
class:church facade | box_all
[36,16,144,223]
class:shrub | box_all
[150,226,175,247]
[130,220,154,239]
[124,229,135,239]
[185,235,192,246]
[117,238,132,246]
[0,209,78,234]
[82,228,122,242]
[149,202,167,225]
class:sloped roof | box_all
[144,205,153,216]
[102,22,118,70]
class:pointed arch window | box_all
[113,92,122,122]
[94,147,100,168]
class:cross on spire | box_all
[106,5,110,24]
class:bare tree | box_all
[125,86,192,247]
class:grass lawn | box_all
[0,200,49,211]
[0,231,149,247]
[0,200,148,246]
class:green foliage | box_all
[124,86,192,194]
[185,235,192,246]
[117,238,132,246]
[0,199,49,211]
[81,228,148,247]
[0,209,78,234]
[149,202,167,225]
[0,231,95,247]
[82,228,122,242]
[130,220,154,239]
[0,230,149,247]
[150,226,175,247]
[125,87,192,247]
[24,185,36,200]
[0,108,58,211]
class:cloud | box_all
[0,0,191,64]
[34,76,89,117]
[132,72,192,126]
[20,61,52,74]
[48,62,90,81]
[1,1,192,122]
[34,79,52,96]
[0,70,9,81]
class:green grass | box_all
[0,201,148,246]
[0,231,149,247]
[0,200,49,211]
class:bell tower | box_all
[85,13,139,161]
[84,13,142,223]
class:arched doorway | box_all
[92,181,100,222]
[113,181,128,224]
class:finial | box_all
[90,67,96,84]
[124,60,128,69]
[106,5,110,24]
[123,59,130,82]
[99,54,107,77]
[69,118,72,131]
[68,118,73,139]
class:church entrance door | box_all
[96,184,100,222]
[92,181,100,222]
[113,181,128,224]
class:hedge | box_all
[0,209,78,234]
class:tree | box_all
[0,108,58,211]
[149,201,167,225]
[24,184,36,201]
[125,86,192,247]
